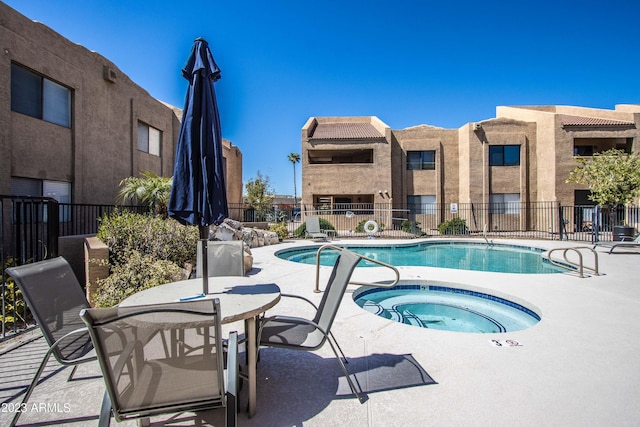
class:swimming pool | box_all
[276,241,565,274]
[353,281,541,333]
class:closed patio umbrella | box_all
[168,37,228,295]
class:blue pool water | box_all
[353,282,541,333]
[276,241,564,274]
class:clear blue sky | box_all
[5,0,640,195]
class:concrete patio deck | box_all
[1,238,639,426]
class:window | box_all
[408,195,437,214]
[11,63,71,127]
[573,146,594,156]
[312,195,374,213]
[489,145,520,166]
[308,149,373,164]
[489,193,520,214]
[407,151,435,170]
[137,121,162,156]
[11,177,72,221]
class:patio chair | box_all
[594,233,640,254]
[196,240,245,277]
[257,244,400,403]
[6,257,96,427]
[305,215,329,241]
[80,299,238,427]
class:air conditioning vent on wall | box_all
[103,65,117,83]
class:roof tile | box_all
[310,123,385,139]
[560,114,635,127]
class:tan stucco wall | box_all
[392,125,459,208]
[497,105,639,204]
[0,3,243,206]
[303,105,638,215]
[301,117,393,207]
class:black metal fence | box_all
[0,196,148,339]
[296,202,639,242]
[2,197,638,340]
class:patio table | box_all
[119,276,281,418]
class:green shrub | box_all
[95,209,199,306]
[401,220,423,235]
[1,258,30,327]
[269,221,289,240]
[438,217,468,235]
[293,218,336,237]
[355,219,385,233]
[97,209,199,267]
[93,250,184,308]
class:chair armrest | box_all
[280,293,319,310]
[259,315,331,340]
[52,326,97,364]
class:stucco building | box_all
[0,2,242,209]
[302,105,640,232]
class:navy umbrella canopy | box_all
[168,38,228,295]
[169,37,228,232]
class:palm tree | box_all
[287,152,301,208]
[118,171,173,217]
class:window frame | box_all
[408,195,437,214]
[489,145,520,166]
[406,150,436,170]
[137,121,162,156]
[489,193,520,214]
[11,63,71,128]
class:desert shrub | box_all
[438,217,468,235]
[94,209,198,307]
[401,220,424,235]
[269,221,289,240]
[97,209,198,267]
[355,219,385,233]
[1,258,30,327]
[93,250,183,308]
[293,218,336,237]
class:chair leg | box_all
[10,347,56,427]
[67,364,79,381]
[326,337,366,403]
[328,331,348,363]
[98,390,112,427]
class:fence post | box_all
[558,202,564,241]
[593,205,600,243]
[47,198,59,258]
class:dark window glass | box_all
[489,145,520,166]
[407,151,435,170]
[11,63,71,128]
[573,146,594,156]
[503,145,520,166]
[11,64,42,118]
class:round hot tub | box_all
[353,281,541,333]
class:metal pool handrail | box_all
[543,246,600,278]
[314,244,400,293]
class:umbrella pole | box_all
[200,226,209,295]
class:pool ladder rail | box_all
[542,246,600,278]
[314,244,401,293]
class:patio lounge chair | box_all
[257,244,400,403]
[196,240,245,277]
[81,299,238,427]
[6,257,96,427]
[594,233,640,254]
[305,215,329,241]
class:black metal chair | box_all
[6,257,97,427]
[257,245,399,403]
[81,298,238,427]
